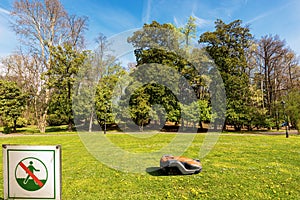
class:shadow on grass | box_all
[146,167,168,176]
[146,167,199,176]
[14,125,69,134]
[16,128,40,134]
[45,126,68,133]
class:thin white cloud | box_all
[142,0,151,24]
[173,16,185,28]
[246,10,273,24]
[246,2,293,24]
[193,14,210,28]
[173,16,179,27]
[92,6,141,36]
[0,7,10,15]
[0,6,13,24]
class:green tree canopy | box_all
[286,90,300,132]
[128,20,180,52]
[46,43,87,131]
[0,80,27,133]
[199,19,253,130]
[180,16,197,46]
[94,64,126,128]
[126,20,215,130]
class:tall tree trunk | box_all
[36,89,50,133]
[67,82,73,132]
[13,119,17,133]
[38,111,48,133]
[199,120,203,129]
[88,111,94,132]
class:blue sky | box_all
[1,0,300,59]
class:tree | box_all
[127,21,183,128]
[94,65,126,130]
[180,16,197,46]
[47,43,88,131]
[73,53,98,132]
[94,33,116,79]
[73,32,124,132]
[10,0,87,132]
[255,35,287,114]
[181,100,211,129]
[1,53,39,125]
[128,20,181,52]
[91,33,124,132]
[127,21,215,130]
[199,19,253,130]
[129,83,181,130]
[253,35,299,129]
[0,80,27,133]
[286,89,300,132]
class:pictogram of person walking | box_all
[23,161,40,184]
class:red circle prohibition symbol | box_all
[15,157,48,191]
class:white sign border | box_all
[3,144,61,200]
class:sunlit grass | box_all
[0,133,299,199]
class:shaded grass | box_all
[0,133,299,199]
[0,125,73,134]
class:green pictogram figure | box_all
[15,157,48,191]
[23,161,40,184]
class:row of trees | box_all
[1,0,87,132]
[119,19,300,131]
[1,0,300,133]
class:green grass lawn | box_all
[0,132,299,199]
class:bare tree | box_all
[94,33,117,79]
[254,35,299,122]
[67,15,88,49]
[283,50,299,90]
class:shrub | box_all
[47,114,68,126]
[16,117,28,128]
[3,126,11,134]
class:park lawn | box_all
[0,133,299,199]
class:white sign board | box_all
[3,145,61,200]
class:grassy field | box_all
[0,132,299,199]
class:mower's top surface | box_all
[160,155,202,175]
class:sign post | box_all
[3,145,61,200]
